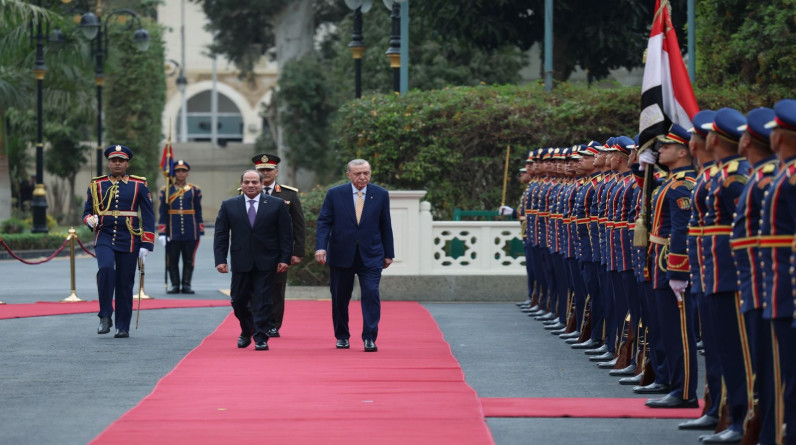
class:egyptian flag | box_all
[638,0,699,150]
[159,141,175,182]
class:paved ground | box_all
[0,232,708,444]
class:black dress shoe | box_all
[254,341,269,351]
[560,331,580,339]
[336,339,350,349]
[589,351,614,362]
[597,357,619,368]
[645,394,699,408]
[267,327,280,337]
[181,286,195,295]
[619,373,643,385]
[114,330,129,338]
[166,286,181,294]
[633,382,670,394]
[535,313,556,321]
[678,414,718,430]
[571,339,599,349]
[516,299,531,307]
[585,344,609,355]
[364,339,377,352]
[699,428,743,443]
[97,317,112,334]
[544,322,565,330]
[565,337,581,344]
[608,363,636,376]
[551,327,568,335]
[237,336,252,348]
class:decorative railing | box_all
[384,191,525,276]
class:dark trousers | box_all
[654,286,698,400]
[554,253,568,323]
[329,251,382,341]
[581,261,604,343]
[598,267,615,352]
[706,291,752,431]
[540,249,557,313]
[616,270,637,358]
[230,268,274,342]
[609,271,630,352]
[532,247,549,310]
[268,271,288,329]
[166,240,197,286]
[567,258,587,329]
[696,292,722,419]
[772,318,796,445]
[639,280,669,385]
[524,243,535,300]
[95,245,137,331]
[745,309,776,444]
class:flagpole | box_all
[163,123,173,292]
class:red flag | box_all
[638,0,699,149]
[159,141,174,179]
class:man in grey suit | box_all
[214,170,293,351]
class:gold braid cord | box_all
[91,180,144,236]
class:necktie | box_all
[264,186,270,195]
[355,191,364,224]
[248,199,256,227]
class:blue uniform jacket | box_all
[158,183,205,242]
[82,175,155,252]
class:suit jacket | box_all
[266,183,306,257]
[315,183,394,269]
[214,194,293,273]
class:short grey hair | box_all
[240,169,264,182]
[346,159,370,172]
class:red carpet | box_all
[480,397,702,419]
[0,299,229,319]
[91,301,494,445]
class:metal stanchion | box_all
[61,228,85,302]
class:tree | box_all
[44,120,91,224]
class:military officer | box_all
[83,145,155,338]
[759,98,796,444]
[638,124,699,408]
[252,153,306,338]
[158,160,204,294]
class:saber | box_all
[136,257,145,329]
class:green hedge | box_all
[333,82,789,219]
[0,226,93,251]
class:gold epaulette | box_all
[280,184,299,192]
[725,160,739,174]
[129,175,147,181]
[90,175,108,182]
[709,165,719,176]
[674,171,687,180]
[762,163,776,174]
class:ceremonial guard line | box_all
[503,99,796,445]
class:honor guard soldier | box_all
[83,145,155,338]
[637,124,699,409]
[158,160,204,294]
[252,153,306,338]
[759,98,796,444]
[730,107,778,444]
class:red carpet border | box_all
[91,301,495,445]
[0,299,229,319]
[480,397,702,419]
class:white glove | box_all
[139,248,149,263]
[639,150,659,170]
[498,205,514,216]
[158,235,168,247]
[669,279,688,299]
[86,214,98,229]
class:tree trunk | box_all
[271,0,315,185]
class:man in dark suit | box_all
[315,159,394,352]
[252,153,306,338]
[214,170,293,351]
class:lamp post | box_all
[30,1,67,234]
[176,68,188,143]
[79,2,150,176]
[383,0,406,94]
[345,0,373,99]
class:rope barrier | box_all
[75,237,97,258]
[0,237,70,265]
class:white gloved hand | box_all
[86,215,98,229]
[669,279,688,298]
[498,205,514,216]
[158,235,168,247]
[639,150,659,170]
[139,247,149,263]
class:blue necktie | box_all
[248,199,256,227]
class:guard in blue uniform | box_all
[83,145,155,338]
[731,107,778,444]
[697,108,752,443]
[158,160,204,294]
[639,124,699,409]
[759,98,796,445]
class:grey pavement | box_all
[1,233,708,444]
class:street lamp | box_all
[383,0,406,93]
[344,0,373,99]
[79,3,150,176]
[30,1,67,234]
[176,68,188,143]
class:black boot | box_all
[167,266,181,294]
[181,265,194,294]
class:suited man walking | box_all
[315,159,394,352]
[214,170,293,351]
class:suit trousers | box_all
[268,271,288,329]
[230,268,274,342]
[654,287,698,400]
[696,291,722,419]
[706,291,751,431]
[167,239,197,284]
[95,245,137,331]
[329,251,382,341]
